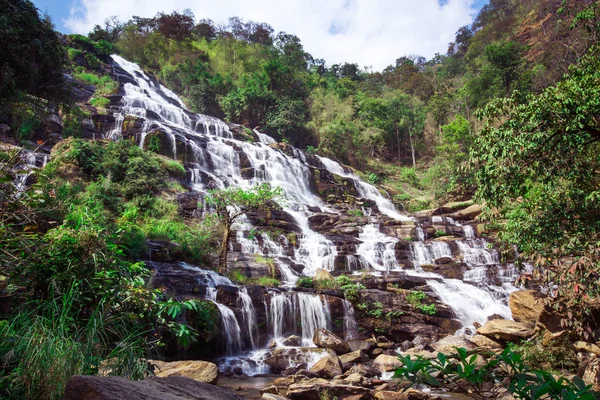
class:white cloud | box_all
[65,0,478,71]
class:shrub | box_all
[256,277,280,287]
[296,277,314,288]
[89,97,110,108]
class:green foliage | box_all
[347,209,364,217]
[89,97,110,108]
[255,276,280,287]
[405,290,437,315]
[335,275,365,302]
[434,229,446,238]
[471,47,600,338]
[395,347,597,400]
[508,335,578,373]
[0,0,68,103]
[296,276,314,288]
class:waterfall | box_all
[268,292,331,346]
[297,293,331,346]
[342,300,359,341]
[357,224,398,271]
[238,287,258,350]
[215,303,243,355]
[107,54,521,344]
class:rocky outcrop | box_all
[62,376,243,400]
[508,290,546,327]
[313,328,351,354]
[151,360,219,384]
[476,319,534,342]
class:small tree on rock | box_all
[206,183,283,274]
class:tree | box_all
[206,184,282,274]
[470,47,600,338]
[0,0,68,103]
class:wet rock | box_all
[265,348,330,375]
[347,364,381,378]
[177,192,200,217]
[151,360,219,384]
[62,375,243,400]
[508,290,546,327]
[314,328,351,354]
[476,319,534,342]
[373,354,403,373]
[282,335,302,347]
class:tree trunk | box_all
[396,127,401,161]
[218,219,231,275]
[409,130,416,169]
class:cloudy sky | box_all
[33,0,487,71]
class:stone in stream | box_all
[62,375,243,400]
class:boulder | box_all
[339,350,369,370]
[314,328,351,354]
[314,269,335,282]
[583,359,600,391]
[286,381,373,400]
[476,319,534,342]
[265,348,331,374]
[431,335,476,354]
[373,354,403,373]
[508,290,546,327]
[451,204,483,221]
[282,335,303,347]
[151,360,219,384]
[62,376,243,400]
[574,341,600,356]
[470,334,503,351]
[309,354,343,379]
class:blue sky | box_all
[32,0,490,70]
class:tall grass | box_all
[0,285,150,400]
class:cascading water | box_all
[342,299,359,340]
[238,287,258,350]
[106,54,523,363]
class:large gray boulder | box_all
[62,375,243,400]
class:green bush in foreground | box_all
[395,347,597,400]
